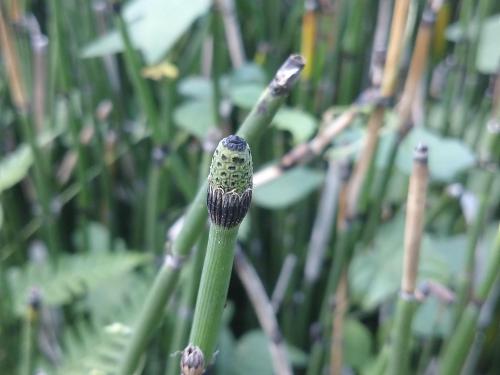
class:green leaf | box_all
[476,14,500,74]
[413,295,453,337]
[73,222,127,253]
[272,108,318,144]
[396,127,475,182]
[235,330,307,375]
[81,0,210,64]
[0,144,33,194]
[173,99,215,139]
[349,213,452,310]
[344,318,373,370]
[215,327,237,374]
[229,83,265,110]
[230,63,266,85]
[0,203,3,230]
[254,167,325,209]
[445,21,479,43]
[178,76,213,99]
[430,234,467,278]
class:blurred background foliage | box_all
[0,0,500,374]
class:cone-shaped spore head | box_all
[207,135,253,228]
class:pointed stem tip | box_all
[270,54,306,96]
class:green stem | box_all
[164,231,208,375]
[211,6,223,127]
[19,113,60,257]
[362,133,400,243]
[453,172,494,323]
[440,224,500,375]
[188,225,239,362]
[387,297,417,375]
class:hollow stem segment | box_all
[388,144,429,375]
[186,135,253,370]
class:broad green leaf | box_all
[229,83,265,110]
[215,328,237,375]
[345,318,373,370]
[81,0,210,64]
[254,167,325,209]
[349,213,452,310]
[430,234,467,277]
[0,203,3,230]
[235,330,307,375]
[73,222,127,253]
[230,63,266,85]
[173,99,215,139]
[0,144,33,194]
[413,295,453,337]
[178,76,213,99]
[396,127,475,182]
[476,14,500,74]
[272,108,318,144]
[445,21,479,42]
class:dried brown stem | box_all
[235,247,292,375]
[253,108,358,187]
[345,106,384,218]
[330,270,348,375]
[380,0,411,98]
[216,0,246,68]
[370,0,392,87]
[402,144,429,294]
[31,33,48,132]
[304,160,343,284]
[0,6,28,111]
[271,254,297,313]
[397,4,439,136]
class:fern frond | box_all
[7,251,150,316]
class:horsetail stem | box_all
[184,135,252,370]
[118,55,303,375]
[388,144,429,375]
[440,224,500,375]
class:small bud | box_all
[180,345,205,375]
[207,135,253,228]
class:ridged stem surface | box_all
[189,225,239,362]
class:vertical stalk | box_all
[19,289,41,375]
[31,33,48,133]
[299,0,319,109]
[363,3,438,242]
[164,231,208,375]
[0,7,60,255]
[185,135,253,370]
[330,270,348,375]
[440,224,500,375]
[118,55,304,375]
[388,144,429,375]
[306,159,352,375]
[211,4,223,127]
[235,247,292,375]
[113,5,165,252]
[216,0,246,69]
